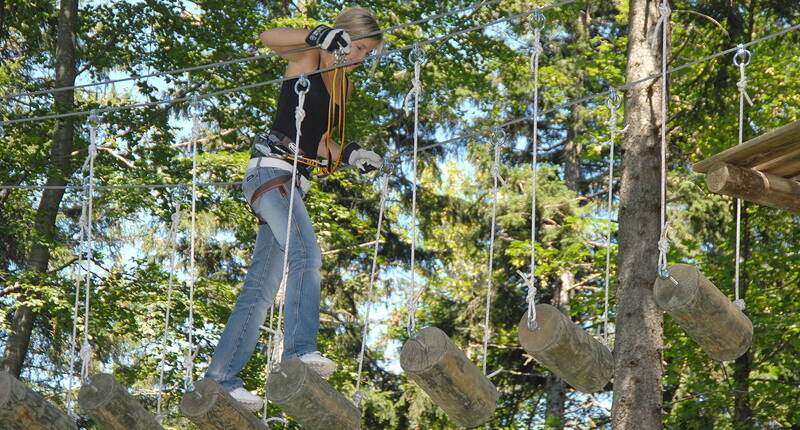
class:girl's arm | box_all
[259,28,317,74]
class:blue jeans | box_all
[205,166,322,391]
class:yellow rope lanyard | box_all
[284,65,348,178]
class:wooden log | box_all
[78,373,163,430]
[706,162,800,214]
[517,304,613,393]
[0,370,77,430]
[180,379,267,430]
[654,264,753,361]
[693,119,800,173]
[266,358,360,430]
[399,326,498,428]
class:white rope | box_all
[406,44,425,337]
[603,93,627,345]
[262,74,309,422]
[354,174,391,407]
[732,45,753,311]
[184,97,201,390]
[525,10,545,332]
[483,126,505,374]
[78,110,100,383]
[156,201,181,424]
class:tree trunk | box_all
[0,0,78,377]
[611,0,664,428]
[732,206,753,429]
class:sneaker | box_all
[228,387,264,412]
[299,351,336,379]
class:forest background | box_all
[1,0,799,428]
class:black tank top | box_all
[251,73,343,161]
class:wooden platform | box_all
[693,120,800,214]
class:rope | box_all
[732,45,753,311]
[0,0,581,127]
[603,92,627,345]
[156,201,181,424]
[79,110,100,383]
[354,173,391,408]
[184,97,201,390]
[262,74,309,423]
[525,9,545,332]
[483,126,505,374]
[0,0,508,102]
[406,44,425,337]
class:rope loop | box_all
[650,0,671,48]
[529,9,546,31]
[79,342,94,382]
[517,270,538,331]
[294,73,311,96]
[733,298,746,311]
[605,91,624,111]
[657,218,673,279]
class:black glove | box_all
[305,25,351,53]
[342,142,383,173]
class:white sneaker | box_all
[299,351,336,379]
[228,387,263,412]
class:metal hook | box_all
[409,43,426,65]
[294,73,310,95]
[733,44,751,67]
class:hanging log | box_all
[706,162,800,214]
[399,326,498,428]
[654,264,753,361]
[0,370,77,430]
[77,373,163,430]
[518,304,613,393]
[180,379,267,430]
[266,358,360,430]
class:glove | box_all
[342,142,383,173]
[305,25,351,53]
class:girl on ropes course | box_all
[204,7,385,411]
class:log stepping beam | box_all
[654,264,753,361]
[78,373,164,430]
[400,326,498,428]
[694,119,800,214]
[266,358,361,430]
[0,370,77,430]
[517,304,614,393]
[180,379,267,430]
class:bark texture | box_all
[1,0,78,377]
[611,0,665,428]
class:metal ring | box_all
[409,43,426,64]
[733,44,751,67]
[88,109,100,125]
[605,91,623,110]
[529,10,546,30]
[490,126,506,144]
[294,73,310,95]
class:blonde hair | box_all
[334,7,384,72]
